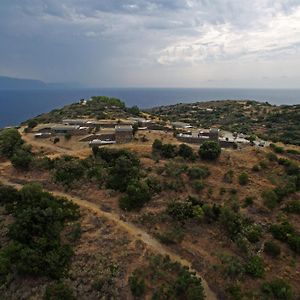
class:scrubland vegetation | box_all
[0,99,300,299]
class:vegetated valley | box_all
[0,97,299,299]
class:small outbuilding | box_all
[115,125,133,143]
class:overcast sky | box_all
[1,0,300,88]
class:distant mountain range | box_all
[0,75,83,89]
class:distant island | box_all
[0,75,83,89]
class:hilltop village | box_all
[28,97,268,151]
[0,96,299,299]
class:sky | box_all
[1,0,300,88]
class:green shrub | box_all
[0,128,23,158]
[261,278,293,300]
[226,284,243,300]
[270,222,300,254]
[192,180,205,192]
[11,148,33,170]
[270,222,295,242]
[178,143,195,160]
[145,176,162,194]
[107,155,140,192]
[287,235,300,254]
[243,196,254,207]
[245,256,265,278]
[202,204,221,223]
[119,180,151,211]
[166,201,194,221]
[44,282,75,300]
[161,143,177,158]
[264,241,281,258]
[188,166,210,179]
[129,274,146,297]
[223,169,234,183]
[262,189,278,209]
[199,141,221,160]
[286,149,300,155]
[152,139,163,151]
[252,164,260,172]
[1,184,80,280]
[164,162,188,177]
[53,156,85,187]
[259,160,268,169]
[270,143,284,154]
[219,207,243,238]
[220,255,245,279]
[53,137,60,144]
[238,172,249,185]
[284,200,300,214]
[193,205,204,223]
[267,152,278,162]
[244,224,262,243]
[156,226,185,244]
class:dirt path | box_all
[0,176,217,300]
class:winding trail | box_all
[0,174,217,300]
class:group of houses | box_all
[34,118,136,145]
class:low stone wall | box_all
[219,140,238,149]
[176,136,208,144]
[80,133,115,142]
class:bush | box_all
[44,282,76,300]
[1,184,80,280]
[259,160,268,169]
[262,189,278,209]
[284,200,300,214]
[243,196,254,207]
[270,222,295,242]
[198,141,221,160]
[119,180,151,211]
[107,155,140,192]
[270,143,284,154]
[245,256,265,278]
[219,207,243,238]
[53,156,85,187]
[27,120,38,129]
[264,241,281,258]
[202,204,221,223]
[145,176,162,194]
[220,255,245,279]
[166,201,194,222]
[261,279,293,300]
[178,144,195,160]
[95,147,140,167]
[156,226,184,244]
[244,224,262,243]
[226,284,243,300]
[0,128,23,158]
[53,137,60,144]
[238,172,249,185]
[152,139,163,151]
[129,274,146,297]
[223,169,234,183]
[161,144,177,158]
[11,148,33,170]
[188,166,210,180]
[267,152,278,162]
[192,180,205,192]
[252,164,260,172]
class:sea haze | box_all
[0,87,300,128]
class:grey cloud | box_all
[0,0,300,88]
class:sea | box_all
[0,87,300,128]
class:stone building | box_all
[115,125,133,143]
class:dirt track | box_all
[0,174,217,300]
